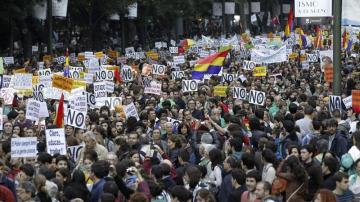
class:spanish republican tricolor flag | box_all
[54,93,65,128]
[192,46,231,80]
[180,39,196,50]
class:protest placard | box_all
[171,71,185,80]
[105,81,115,93]
[243,60,256,70]
[69,92,87,113]
[67,145,84,162]
[3,57,14,65]
[182,80,198,92]
[173,56,185,64]
[11,137,38,158]
[222,73,237,83]
[103,97,122,110]
[46,129,66,155]
[251,46,287,64]
[343,96,352,109]
[329,95,342,112]
[124,102,139,120]
[2,75,12,88]
[253,66,267,77]
[93,82,107,98]
[144,81,162,95]
[0,88,15,105]
[38,69,52,77]
[43,87,70,101]
[169,47,178,54]
[248,90,266,106]
[26,99,41,121]
[11,74,32,89]
[52,74,73,92]
[66,108,86,129]
[39,101,49,118]
[121,65,133,82]
[353,90,360,113]
[233,87,247,100]
[214,86,228,97]
[152,64,166,75]
[95,70,114,81]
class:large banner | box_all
[342,0,360,26]
[251,46,287,64]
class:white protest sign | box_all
[69,70,80,79]
[39,75,52,87]
[26,99,41,121]
[155,42,162,49]
[69,92,87,113]
[329,95,342,112]
[222,73,237,83]
[343,96,352,109]
[144,81,162,95]
[11,137,38,158]
[2,75,12,88]
[86,92,96,107]
[84,73,94,84]
[173,55,185,64]
[152,64,166,75]
[248,90,266,106]
[182,80,198,92]
[66,108,86,129]
[32,84,45,102]
[302,61,310,70]
[121,65,133,82]
[46,129,66,155]
[295,0,332,17]
[43,87,70,100]
[307,54,318,62]
[39,102,49,118]
[67,145,84,162]
[54,56,66,64]
[70,66,83,72]
[3,57,14,65]
[171,71,185,80]
[52,0,68,17]
[93,82,107,98]
[103,97,122,110]
[169,47,178,54]
[38,69,52,77]
[0,108,2,131]
[125,47,135,54]
[243,60,256,70]
[233,87,247,100]
[105,81,114,93]
[0,88,15,105]
[124,102,139,120]
[251,46,287,64]
[95,70,114,81]
[11,74,32,89]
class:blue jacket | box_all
[90,178,106,202]
[330,131,348,158]
[218,171,233,202]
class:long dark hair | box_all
[285,155,307,182]
[208,148,223,170]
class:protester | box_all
[2,21,360,202]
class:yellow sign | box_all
[52,74,73,92]
[43,55,52,62]
[77,54,85,61]
[288,53,298,59]
[105,66,119,71]
[32,76,39,85]
[72,80,86,89]
[108,50,118,58]
[146,51,159,61]
[253,66,267,77]
[17,89,32,97]
[214,86,228,97]
[95,52,104,59]
[14,68,26,73]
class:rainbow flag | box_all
[284,4,294,39]
[192,46,231,80]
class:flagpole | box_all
[333,0,342,95]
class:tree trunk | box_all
[9,18,14,56]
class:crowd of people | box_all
[1,28,360,202]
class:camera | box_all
[126,167,136,175]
